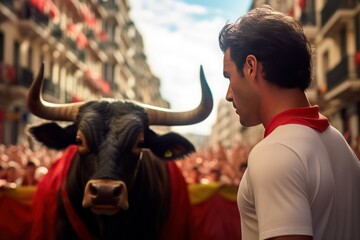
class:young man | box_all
[218,5,360,240]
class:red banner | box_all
[0,183,240,239]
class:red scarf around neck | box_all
[264,105,330,138]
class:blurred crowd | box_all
[177,141,254,186]
[177,133,360,186]
[0,139,253,189]
[1,133,359,189]
[0,142,61,188]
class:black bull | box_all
[27,64,213,240]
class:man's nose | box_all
[225,86,233,102]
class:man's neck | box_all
[260,87,310,127]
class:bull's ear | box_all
[146,130,195,160]
[28,122,77,150]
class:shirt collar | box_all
[264,105,330,138]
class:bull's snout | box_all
[82,179,129,215]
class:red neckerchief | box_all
[60,147,96,240]
[61,182,96,240]
[264,105,330,138]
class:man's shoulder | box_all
[259,124,327,152]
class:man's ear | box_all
[245,55,258,78]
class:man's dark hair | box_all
[219,5,313,91]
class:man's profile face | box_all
[223,49,260,127]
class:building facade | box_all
[314,0,360,145]
[0,0,169,145]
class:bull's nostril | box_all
[89,183,98,196]
[113,185,122,197]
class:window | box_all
[0,31,4,62]
[356,14,360,50]
[14,41,20,67]
[27,46,32,68]
[340,27,347,58]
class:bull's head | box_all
[27,64,213,215]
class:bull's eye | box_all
[75,138,83,146]
[76,131,89,154]
[138,140,145,148]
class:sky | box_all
[129,0,253,136]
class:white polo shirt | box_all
[238,124,360,240]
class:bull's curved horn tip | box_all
[37,63,45,80]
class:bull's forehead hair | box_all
[78,100,148,122]
[108,114,144,151]
[76,101,148,151]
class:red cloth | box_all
[264,105,330,137]
[31,145,77,240]
[161,162,200,240]
[1,181,239,240]
[0,196,32,240]
[191,193,241,240]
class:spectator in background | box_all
[34,166,48,182]
[0,162,6,179]
[22,160,38,186]
[0,163,7,187]
[5,161,23,186]
[188,165,201,184]
[208,168,221,183]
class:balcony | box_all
[0,64,33,102]
[0,0,14,9]
[15,66,33,88]
[0,63,30,82]
[325,54,360,101]
[43,78,60,99]
[18,2,49,26]
[321,0,357,27]
[0,0,17,22]
[64,37,86,63]
[17,2,50,39]
[99,40,119,53]
[300,9,316,26]
[98,0,119,15]
[51,24,62,40]
[326,56,348,91]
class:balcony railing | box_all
[43,78,60,99]
[21,2,50,26]
[321,0,357,27]
[15,66,33,88]
[326,56,350,91]
[0,0,15,10]
[300,10,316,26]
[51,24,62,40]
[99,40,119,52]
[98,0,119,11]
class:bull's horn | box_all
[27,63,84,121]
[138,65,213,126]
